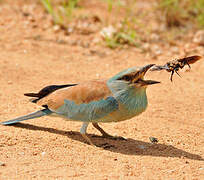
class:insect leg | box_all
[175,70,181,77]
[170,70,174,82]
[186,61,191,69]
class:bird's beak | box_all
[139,64,156,76]
[137,79,161,85]
[135,64,160,85]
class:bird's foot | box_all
[81,133,95,146]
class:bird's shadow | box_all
[10,123,203,161]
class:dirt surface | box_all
[0,1,204,179]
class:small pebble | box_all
[143,43,150,50]
[0,162,6,166]
[100,25,116,38]
[149,137,159,144]
[67,27,74,34]
[53,25,61,33]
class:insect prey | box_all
[150,55,202,81]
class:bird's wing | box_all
[37,80,119,121]
[24,84,77,103]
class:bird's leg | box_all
[92,122,112,137]
[80,122,95,146]
[92,123,126,140]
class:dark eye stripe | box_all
[118,75,132,81]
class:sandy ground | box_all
[0,1,203,179]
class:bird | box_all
[1,64,160,146]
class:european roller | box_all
[1,64,160,146]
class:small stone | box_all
[28,16,35,22]
[23,12,30,17]
[41,152,46,156]
[193,30,204,46]
[53,25,61,33]
[67,27,74,34]
[149,137,159,144]
[92,15,101,23]
[33,152,37,156]
[0,162,6,166]
[100,25,116,38]
[142,43,150,52]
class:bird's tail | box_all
[0,109,52,125]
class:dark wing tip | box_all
[24,84,78,104]
[24,93,40,97]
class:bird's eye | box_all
[119,75,132,81]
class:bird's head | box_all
[109,64,160,89]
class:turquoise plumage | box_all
[1,64,160,146]
[56,97,118,121]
